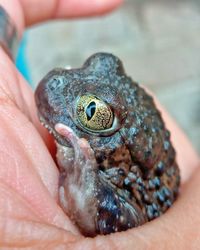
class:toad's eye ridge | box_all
[76,94,114,132]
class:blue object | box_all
[16,35,31,84]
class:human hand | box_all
[0,0,199,249]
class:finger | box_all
[0,0,123,36]
[19,0,123,26]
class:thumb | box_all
[0,0,123,36]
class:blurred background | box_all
[17,0,200,153]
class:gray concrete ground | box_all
[26,0,200,153]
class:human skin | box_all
[0,0,199,249]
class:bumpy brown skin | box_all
[35,53,180,237]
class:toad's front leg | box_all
[55,123,146,236]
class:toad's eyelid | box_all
[76,116,120,136]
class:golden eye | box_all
[76,94,114,132]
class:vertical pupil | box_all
[86,101,96,121]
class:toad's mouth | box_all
[38,114,73,148]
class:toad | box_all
[35,53,180,237]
